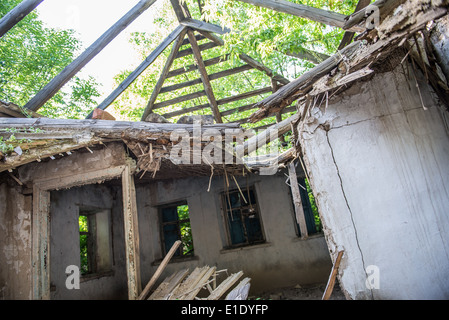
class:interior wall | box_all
[300,63,449,299]
[137,171,332,295]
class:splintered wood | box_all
[147,266,250,300]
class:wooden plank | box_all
[288,161,308,239]
[221,103,256,117]
[225,277,251,300]
[236,0,363,32]
[0,0,44,37]
[181,33,206,46]
[138,240,182,300]
[31,185,50,300]
[170,0,188,21]
[24,0,158,112]
[181,18,231,35]
[281,47,330,64]
[149,268,190,300]
[166,54,230,78]
[140,28,188,121]
[337,0,371,50]
[169,266,211,300]
[322,250,344,300]
[152,90,207,110]
[187,29,223,123]
[122,161,141,300]
[175,41,220,59]
[206,271,243,300]
[181,266,217,300]
[88,24,186,119]
[159,64,253,94]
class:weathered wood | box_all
[281,47,330,64]
[288,161,308,239]
[166,55,230,78]
[322,250,344,300]
[337,0,371,50]
[138,240,181,300]
[181,33,206,46]
[249,40,362,122]
[149,268,190,300]
[181,266,217,300]
[122,160,141,300]
[169,266,211,300]
[159,64,253,94]
[225,277,251,300]
[0,0,44,38]
[170,0,188,21]
[187,29,223,123]
[181,18,231,35]
[206,271,243,300]
[153,90,207,110]
[24,0,158,112]
[236,0,364,32]
[31,185,50,300]
[140,28,188,121]
[175,41,220,59]
[89,24,186,119]
[221,103,256,117]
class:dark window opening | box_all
[222,187,265,248]
[160,203,194,258]
[296,178,322,236]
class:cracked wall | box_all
[300,63,449,299]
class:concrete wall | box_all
[300,64,449,299]
[137,171,332,295]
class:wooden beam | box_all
[187,29,223,123]
[122,160,141,300]
[170,0,188,21]
[281,47,330,64]
[159,64,253,94]
[88,24,185,119]
[24,0,158,112]
[175,41,219,59]
[337,0,371,50]
[288,161,309,239]
[180,33,205,46]
[236,0,363,32]
[322,250,344,300]
[166,54,230,78]
[180,18,231,35]
[140,28,188,121]
[0,0,44,37]
[153,90,207,110]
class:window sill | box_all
[80,270,114,283]
[152,254,199,266]
[220,242,272,254]
[292,232,325,242]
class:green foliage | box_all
[79,215,89,275]
[305,178,322,232]
[0,0,101,119]
[177,205,194,255]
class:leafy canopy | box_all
[0,0,101,119]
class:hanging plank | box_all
[140,28,188,121]
[187,29,223,123]
[236,0,363,32]
[0,0,44,37]
[24,0,158,112]
[287,161,308,239]
[88,25,186,119]
[122,160,141,300]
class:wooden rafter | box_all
[24,0,158,112]
[187,28,223,123]
[235,0,364,32]
[140,27,188,121]
[337,0,371,50]
[0,0,44,37]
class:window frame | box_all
[220,186,266,249]
[158,201,194,259]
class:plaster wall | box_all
[137,172,332,295]
[300,64,449,299]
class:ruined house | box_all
[1,0,448,300]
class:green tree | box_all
[0,0,101,119]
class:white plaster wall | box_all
[301,64,449,299]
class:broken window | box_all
[222,187,265,248]
[296,178,322,236]
[78,209,112,277]
[159,203,194,258]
